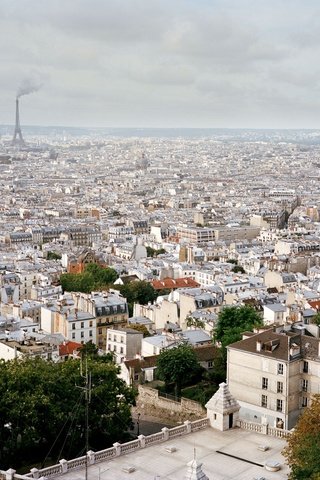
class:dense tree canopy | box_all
[283,395,320,479]
[60,263,118,293]
[156,343,202,397]
[113,280,158,316]
[312,312,320,326]
[232,265,246,274]
[186,316,205,330]
[146,246,166,257]
[215,305,262,348]
[46,251,62,261]
[0,355,136,470]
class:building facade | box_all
[227,328,320,430]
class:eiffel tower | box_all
[12,98,25,147]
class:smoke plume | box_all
[16,78,43,99]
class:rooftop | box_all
[38,424,289,480]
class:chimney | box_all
[12,98,25,147]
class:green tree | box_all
[46,251,62,261]
[60,264,117,293]
[215,305,262,347]
[312,312,320,327]
[214,305,262,364]
[0,356,136,470]
[156,344,201,397]
[127,323,151,337]
[283,395,320,479]
[186,316,205,329]
[232,265,246,274]
[85,263,117,286]
[146,246,166,257]
[113,281,158,316]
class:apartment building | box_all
[106,327,143,363]
[176,226,216,245]
[71,291,129,349]
[41,303,96,344]
[227,327,320,430]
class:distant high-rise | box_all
[12,98,25,147]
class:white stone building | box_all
[227,327,320,430]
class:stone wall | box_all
[136,385,206,423]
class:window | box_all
[208,361,213,368]
[107,344,111,351]
[72,323,76,330]
[302,379,308,392]
[120,336,124,343]
[261,395,267,408]
[89,320,93,327]
[120,346,124,354]
[303,361,309,373]
[72,333,75,340]
[113,345,117,352]
[302,397,308,408]
[277,399,283,412]
[89,330,92,337]
[108,334,111,340]
[98,328,102,335]
[81,332,84,338]
[81,322,84,329]
[113,335,117,342]
[277,381,283,394]
[262,377,268,390]
[277,363,284,375]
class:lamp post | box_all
[137,412,141,436]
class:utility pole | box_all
[137,412,141,436]
[79,356,91,480]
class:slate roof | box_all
[228,328,320,363]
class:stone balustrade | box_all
[237,419,290,438]
[1,417,290,480]
[2,418,210,480]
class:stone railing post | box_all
[162,427,169,441]
[113,442,121,456]
[5,469,16,480]
[59,459,68,474]
[184,420,191,434]
[262,423,268,435]
[87,450,95,465]
[30,467,40,478]
[138,434,146,448]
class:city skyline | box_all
[2,0,320,129]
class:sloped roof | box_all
[205,382,240,415]
[59,341,82,356]
[124,345,218,373]
[152,277,200,290]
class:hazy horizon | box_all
[2,1,320,129]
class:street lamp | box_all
[137,412,141,436]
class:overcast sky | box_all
[2,0,320,128]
